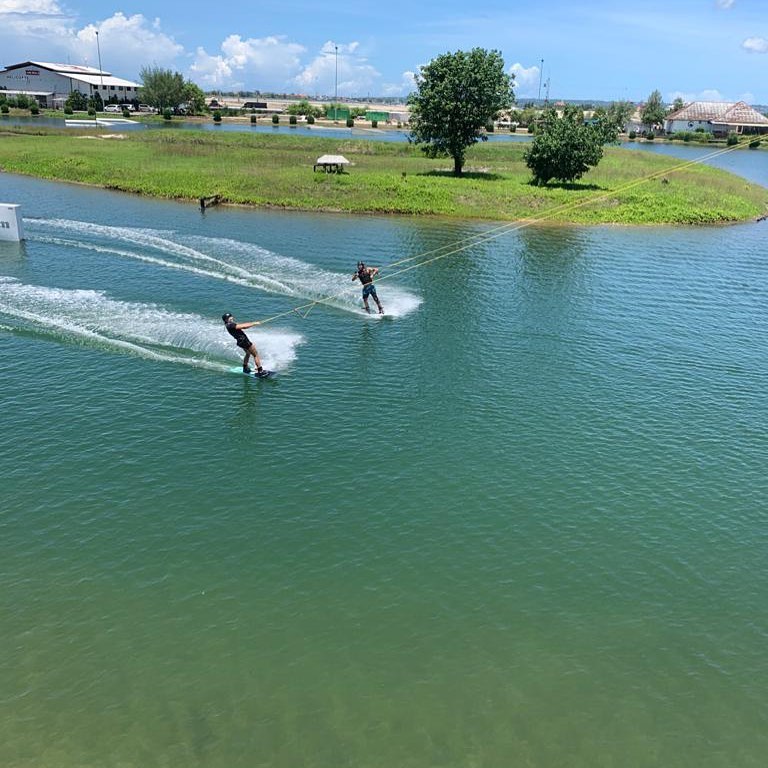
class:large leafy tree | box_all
[183,82,207,115]
[407,48,514,176]
[139,66,187,112]
[641,89,666,130]
[606,100,634,132]
[524,104,619,186]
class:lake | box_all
[1,142,767,767]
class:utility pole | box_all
[334,44,338,121]
[537,58,544,103]
[95,30,104,112]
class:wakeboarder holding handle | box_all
[222,313,270,377]
[352,261,384,314]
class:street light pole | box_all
[95,30,104,110]
[537,58,544,103]
[334,44,338,121]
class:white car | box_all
[104,104,122,113]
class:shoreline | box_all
[0,126,765,225]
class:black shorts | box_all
[236,337,252,351]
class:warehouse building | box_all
[0,61,140,108]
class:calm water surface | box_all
[1,147,768,768]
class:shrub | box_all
[213,110,222,123]
[250,114,257,124]
[271,113,279,124]
[163,108,172,120]
[30,104,40,115]
[749,139,761,149]
[646,132,655,141]
[87,107,96,116]
[371,119,378,128]
[346,117,354,127]
[510,124,517,133]
[727,133,738,146]
[486,122,495,133]
[122,109,131,118]
[1,104,9,115]
[307,114,315,124]
[64,105,73,115]
[289,114,297,125]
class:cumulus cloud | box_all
[0,4,182,78]
[293,41,381,97]
[742,37,768,53]
[508,62,541,98]
[381,71,416,97]
[190,34,305,90]
[0,0,62,12]
[668,88,755,104]
[78,14,183,75]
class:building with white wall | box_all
[0,61,140,108]
[664,101,768,137]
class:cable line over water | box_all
[254,135,767,326]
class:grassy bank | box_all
[0,125,765,224]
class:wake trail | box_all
[25,218,422,318]
[0,277,304,371]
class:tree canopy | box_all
[641,89,666,129]
[139,66,206,114]
[524,104,619,186]
[407,48,514,176]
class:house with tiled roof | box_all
[664,101,768,137]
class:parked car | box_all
[137,104,157,113]
[104,104,121,113]
[119,103,135,112]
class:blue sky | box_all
[1,0,767,103]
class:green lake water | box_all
[1,162,767,767]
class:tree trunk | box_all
[453,156,463,176]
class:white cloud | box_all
[715,0,735,8]
[0,0,62,12]
[508,62,541,98]
[0,5,182,78]
[667,88,755,104]
[77,15,183,75]
[742,36,768,53]
[381,71,416,97]
[191,34,305,90]
[293,41,381,97]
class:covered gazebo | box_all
[313,155,350,173]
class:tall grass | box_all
[0,127,765,224]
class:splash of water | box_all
[25,219,422,319]
[0,277,303,371]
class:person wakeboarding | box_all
[222,313,268,377]
[352,260,384,314]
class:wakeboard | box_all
[229,366,275,379]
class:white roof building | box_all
[0,61,141,107]
[664,101,768,136]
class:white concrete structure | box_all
[664,101,768,137]
[0,61,140,108]
[0,204,24,242]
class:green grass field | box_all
[0,125,765,224]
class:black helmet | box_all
[357,261,365,269]
[222,313,233,322]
